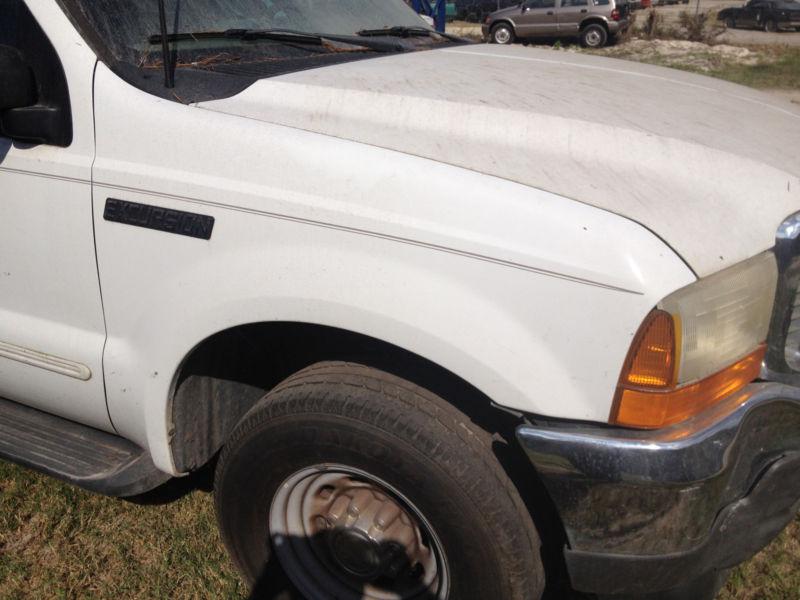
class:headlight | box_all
[611,251,778,429]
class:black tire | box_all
[491,22,516,44]
[725,17,737,28]
[764,18,778,32]
[580,23,608,47]
[214,362,545,600]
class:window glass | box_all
[562,0,588,6]
[61,0,429,64]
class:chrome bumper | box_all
[516,382,800,595]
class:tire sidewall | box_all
[216,413,516,600]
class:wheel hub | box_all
[309,481,425,582]
[270,465,449,600]
[327,528,382,578]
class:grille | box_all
[785,287,800,371]
[763,211,800,382]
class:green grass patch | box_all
[0,461,245,599]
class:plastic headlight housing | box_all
[661,251,777,384]
[612,251,778,428]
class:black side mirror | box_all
[0,45,36,112]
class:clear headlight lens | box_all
[660,251,777,385]
[612,251,777,429]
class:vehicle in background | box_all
[454,0,520,22]
[718,0,800,31]
[483,0,630,47]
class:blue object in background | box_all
[411,0,447,32]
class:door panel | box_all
[0,1,110,430]
[558,0,590,32]
[741,1,762,26]
[516,0,558,35]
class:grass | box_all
[707,47,800,90]
[1,459,798,599]
[0,461,245,599]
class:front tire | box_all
[763,18,778,32]
[580,23,609,47]
[491,22,516,44]
[214,362,545,600]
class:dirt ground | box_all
[771,88,800,103]
[720,28,800,46]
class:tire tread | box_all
[217,361,544,599]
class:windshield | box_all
[67,0,431,63]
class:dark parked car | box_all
[718,0,800,31]
[482,0,630,47]
[454,0,519,22]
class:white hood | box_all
[197,44,800,277]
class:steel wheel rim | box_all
[270,465,450,600]
[494,27,511,43]
[585,29,602,46]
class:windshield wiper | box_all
[356,26,462,42]
[148,28,325,46]
[148,27,405,54]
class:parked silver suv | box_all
[482,0,630,47]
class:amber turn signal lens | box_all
[620,310,677,389]
[611,344,765,429]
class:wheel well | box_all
[170,322,514,472]
[169,321,572,592]
[491,19,514,32]
[580,17,609,31]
